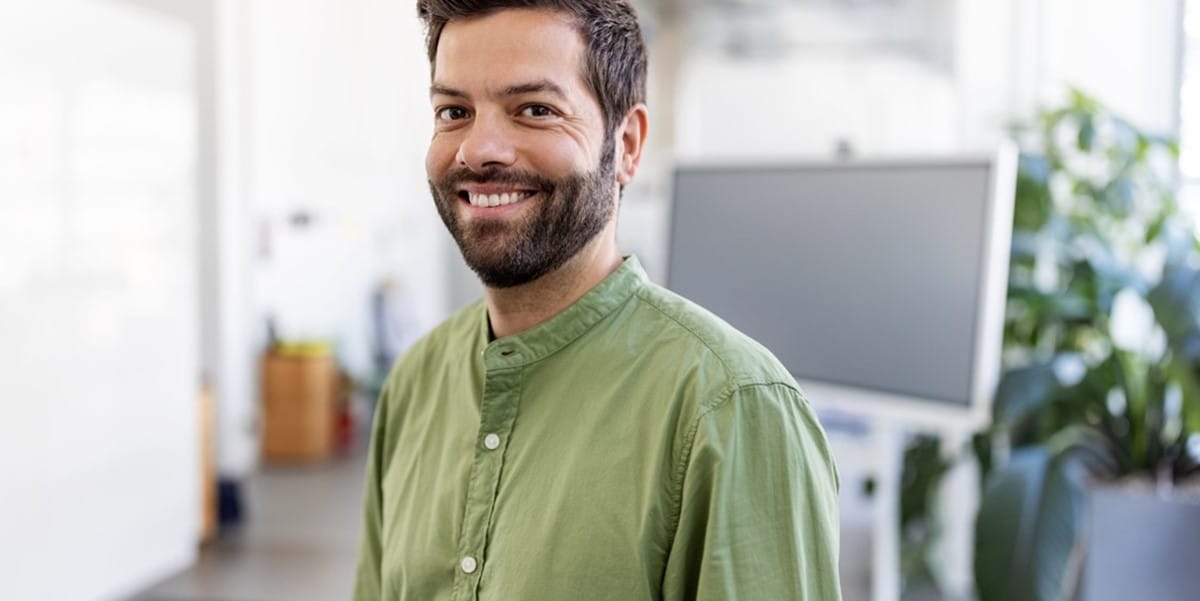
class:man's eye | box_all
[520,105,555,118]
[437,107,469,121]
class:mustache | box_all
[434,166,557,195]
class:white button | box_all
[461,555,478,574]
[483,433,501,450]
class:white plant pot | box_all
[1081,480,1200,601]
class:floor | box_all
[129,455,367,601]
[130,434,877,601]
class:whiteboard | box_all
[0,1,200,599]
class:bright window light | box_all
[1181,0,1200,180]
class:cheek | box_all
[426,136,456,180]
[523,133,598,175]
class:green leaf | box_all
[1148,260,1200,362]
[1063,355,1130,467]
[973,430,996,482]
[1007,287,1094,323]
[1115,351,1151,468]
[1100,178,1134,217]
[1165,357,1200,442]
[974,437,1099,601]
[901,435,950,527]
[1144,134,1182,158]
[1145,214,1166,244]
[1067,87,1099,112]
[994,362,1062,426]
[1075,252,1137,314]
[1014,155,1054,232]
[899,434,952,593]
[1076,116,1096,152]
[1009,232,1042,261]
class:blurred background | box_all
[2,0,1199,600]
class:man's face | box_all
[426,9,616,288]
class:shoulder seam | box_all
[663,381,805,553]
[633,287,797,394]
[663,382,734,552]
[633,288,736,397]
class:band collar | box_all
[477,256,648,369]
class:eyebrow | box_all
[429,79,569,101]
[500,79,568,100]
[429,84,467,99]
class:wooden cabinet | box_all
[261,352,337,462]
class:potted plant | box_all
[969,89,1200,601]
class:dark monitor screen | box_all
[667,158,1011,409]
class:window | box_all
[1181,0,1200,208]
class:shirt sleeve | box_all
[352,386,390,601]
[661,383,842,601]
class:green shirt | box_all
[354,256,841,601]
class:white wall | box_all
[667,0,1183,159]
[1036,0,1183,135]
[198,0,448,476]
[675,51,961,160]
[246,0,444,374]
[0,2,200,599]
[674,3,963,161]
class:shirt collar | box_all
[478,256,648,369]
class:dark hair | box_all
[417,0,647,136]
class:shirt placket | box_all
[452,345,523,601]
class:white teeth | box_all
[468,191,530,207]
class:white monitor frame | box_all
[667,144,1018,432]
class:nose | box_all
[455,110,517,173]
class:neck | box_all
[484,226,623,339]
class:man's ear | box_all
[615,104,649,187]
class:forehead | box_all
[433,9,589,94]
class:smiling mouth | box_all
[458,190,538,208]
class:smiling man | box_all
[353,2,842,600]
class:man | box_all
[354,1,842,599]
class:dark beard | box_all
[430,141,616,288]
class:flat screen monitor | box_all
[666,150,1016,426]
